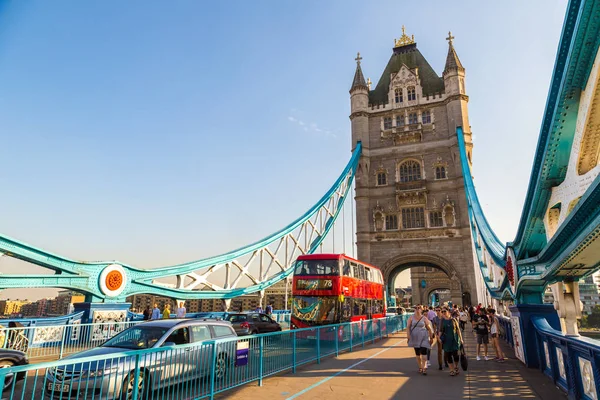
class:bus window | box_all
[351,262,360,279]
[343,260,351,276]
[364,267,372,282]
[294,259,340,276]
[358,265,365,280]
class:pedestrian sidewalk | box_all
[218,323,566,399]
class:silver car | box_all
[44,319,237,399]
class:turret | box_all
[442,32,466,96]
[350,52,370,150]
[442,32,473,167]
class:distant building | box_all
[126,280,290,315]
[47,291,85,316]
[544,272,600,316]
[0,299,31,316]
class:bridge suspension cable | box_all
[0,143,362,302]
[456,127,512,300]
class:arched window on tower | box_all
[394,88,403,103]
[399,161,422,182]
[385,214,398,230]
[383,117,392,130]
[407,87,416,101]
[396,115,404,127]
[408,113,418,125]
[377,172,387,186]
[422,110,431,124]
[435,166,447,180]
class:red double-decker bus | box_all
[291,254,385,329]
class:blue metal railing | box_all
[530,317,600,399]
[0,315,409,399]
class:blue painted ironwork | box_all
[511,0,600,261]
[456,0,600,303]
[0,314,410,400]
[530,317,600,399]
[0,144,361,302]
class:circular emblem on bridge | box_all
[99,264,128,297]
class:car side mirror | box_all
[162,341,176,347]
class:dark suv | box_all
[225,313,282,336]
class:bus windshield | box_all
[294,259,339,276]
[292,296,338,324]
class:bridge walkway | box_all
[219,323,566,399]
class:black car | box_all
[0,348,28,392]
[224,313,281,336]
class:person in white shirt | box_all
[459,308,468,331]
[176,302,186,319]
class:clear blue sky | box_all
[0,1,568,300]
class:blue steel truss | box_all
[457,0,600,303]
[0,144,362,302]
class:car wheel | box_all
[0,360,15,392]
[120,369,150,400]
[215,354,229,380]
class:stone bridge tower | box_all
[350,28,478,306]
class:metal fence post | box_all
[316,328,321,364]
[349,323,353,351]
[0,369,6,395]
[335,326,339,357]
[371,320,375,344]
[361,320,365,348]
[292,331,297,374]
[259,336,264,386]
[131,352,141,400]
[59,326,67,359]
[209,342,217,399]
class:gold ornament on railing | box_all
[394,25,415,48]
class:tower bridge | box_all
[1,0,600,399]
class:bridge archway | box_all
[382,254,471,307]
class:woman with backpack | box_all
[406,304,435,375]
[440,306,464,376]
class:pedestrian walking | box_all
[143,306,151,321]
[459,308,468,331]
[440,307,464,376]
[266,304,273,315]
[474,307,490,360]
[488,309,506,362]
[407,305,435,375]
[151,304,161,320]
[176,302,186,318]
[432,306,448,370]
[162,304,171,319]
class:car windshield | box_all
[102,326,169,350]
[294,259,339,276]
[225,314,248,323]
[292,296,338,324]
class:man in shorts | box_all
[474,307,490,360]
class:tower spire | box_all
[350,52,368,92]
[443,31,464,75]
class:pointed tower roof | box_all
[350,52,368,92]
[443,31,464,75]
[369,28,444,104]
